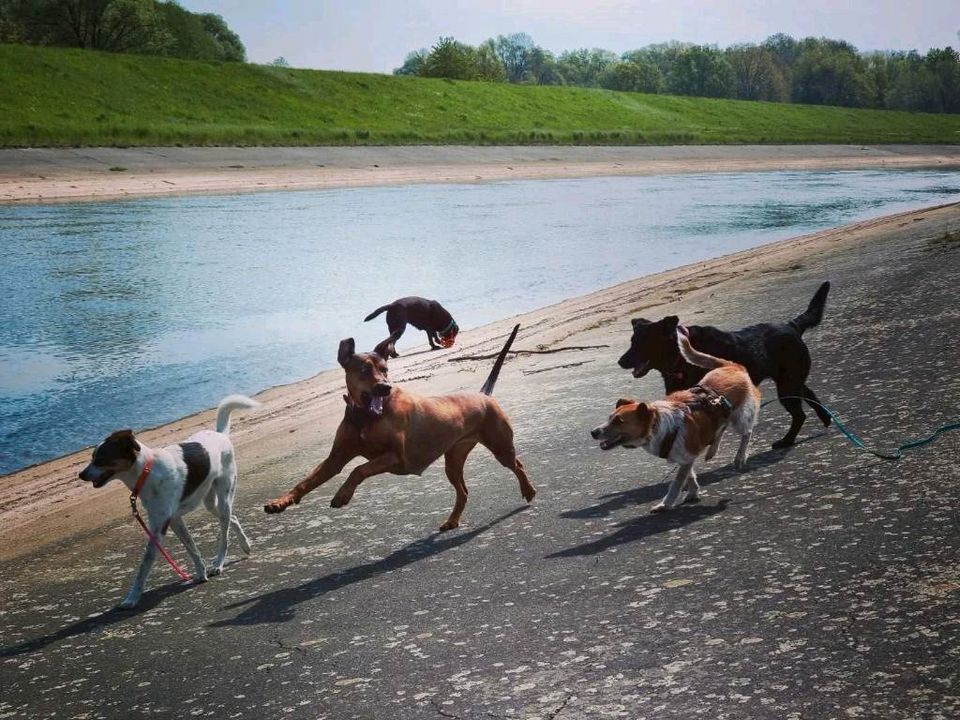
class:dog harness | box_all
[129,451,192,582]
[657,385,734,460]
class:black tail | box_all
[364,304,391,322]
[480,324,520,396]
[791,281,831,334]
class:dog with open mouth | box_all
[79,394,259,608]
[593,330,760,512]
[264,324,536,530]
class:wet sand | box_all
[2,144,960,204]
[3,201,958,561]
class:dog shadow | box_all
[548,498,731,558]
[562,432,829,521]
[209,506,527,628]
[0,581,194,658]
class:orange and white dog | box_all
[591,330,760,512]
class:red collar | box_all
[131,451,155,500]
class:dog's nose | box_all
[78,467,90,481]
[372,383,392,397]
[590,427,602,440]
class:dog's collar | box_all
[130,451,155,500]
[439,319,458,336]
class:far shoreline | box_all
[2,144,960,205]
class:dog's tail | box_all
[480,324,520,396]
[216,394,260,434]
[790,281,831,334]
[364,304,391,322]
[677,332,735,371]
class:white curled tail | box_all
[216,394,260,434]
[677,333,730,370]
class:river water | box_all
[1,168,958,475]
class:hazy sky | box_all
[182,1,960,73]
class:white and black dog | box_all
[79,394,259,609]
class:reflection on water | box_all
[1,169,958,474]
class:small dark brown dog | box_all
[264,325,535,530]
[364,296,459,355]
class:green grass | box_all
[3,44,960,147]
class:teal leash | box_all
[760,395,960,461]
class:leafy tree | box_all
[668,45,735,98]
[726,44,788,101]
[599,60,663,93]
[1,0,244,60]
[492,32,534,82]
[792,43,875,107]
[394,48,429,76]
[556,48,617,87]
[199,12,244,62]
[924,47,960,113]
[421,36,481,80]
[474,39,507,82]
[525,46,564,85]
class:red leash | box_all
[129,452,192,582]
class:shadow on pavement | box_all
[547,499,731,558]
[561,432,829,520]
[210,506,527,628]
[0,581,194,658]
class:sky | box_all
[182,1,960,73]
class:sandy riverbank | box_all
[2,144,960,204]
[2,200,958,560]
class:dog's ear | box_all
[630,318,648,329]
[338,338,356,368]
[615,397,636,408]
[634,403,651,418]
[116,429,141,452]
[662,316,679,333]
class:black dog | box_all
[364,296,459,355]
[618,282,832,449]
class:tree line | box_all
[395,33,960,114]
[0,0,245,62]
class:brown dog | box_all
[264,325,535,530]
[592,330,760,512]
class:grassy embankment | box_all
[3,43,960,147]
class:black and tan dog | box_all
[264,325,535,530]
[618,282,832,448]
[364,296,459,355]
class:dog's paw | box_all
[439,519,461,532]
[771,438,794,450]
[264,497,292,514]
[521,484,537,503]
[682,494,701,504]
[117,597,139,610]
[330,490,353,508]
[650,502,673,514]
[203,567,218,579]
